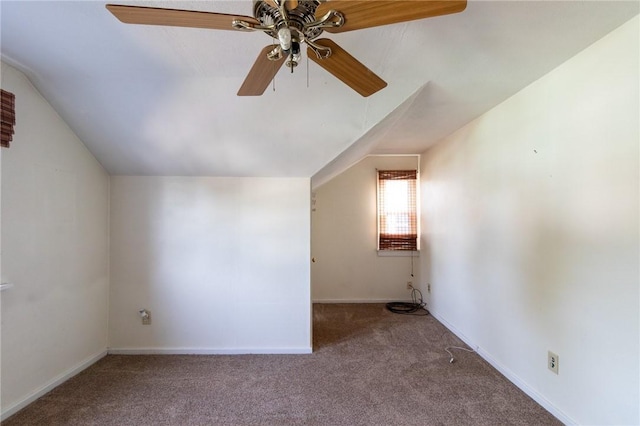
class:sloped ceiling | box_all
[1,1,638,179]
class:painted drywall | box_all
[312,156,420,302]
[0,133,3,412]
[109,176,311,353]
[420,16,639,425]
[0,62,110,417]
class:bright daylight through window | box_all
[377,170,418,251]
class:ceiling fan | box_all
[106,0,467,97]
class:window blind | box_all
[1,89,16,148]
[377,170,417,251]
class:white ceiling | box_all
[1,1,638,180]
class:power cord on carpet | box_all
[385,286,429,316]
[384,285,475,362]
[445,346,476,363]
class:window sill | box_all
[377,250,420,257]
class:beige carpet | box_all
[4,304,560,425]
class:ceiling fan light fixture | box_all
[277,26,292,52]
[285,41,301,69]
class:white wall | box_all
[109,176,311,353]
[0,125,3,411]
[312,155,420,302]
[0,62,110,417]
[420,16,638,425]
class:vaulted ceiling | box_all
[1,1,638,181]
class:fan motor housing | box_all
[253,0,325,41]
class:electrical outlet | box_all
[140,309,152,325]
[548,351,559,374]
[406,281,413,290]
[427,283,431,293]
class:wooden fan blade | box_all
[315,0,467,33]
[238,46,287,96]
[106,4,259,31]
[307,39,386,97]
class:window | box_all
[377,170,418,251]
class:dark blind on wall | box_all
[1,89,16,148]
[377,170,417,251]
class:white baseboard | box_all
[1,349,108,422]
[108,347,312,355]
[313,299,411,303]
[429,310,575,426]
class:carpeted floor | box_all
[4,304,560,425]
